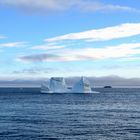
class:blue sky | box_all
[0,0,140,79]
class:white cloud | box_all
[118,56,140,62]
[32,44,65,50]
[18,43,140,62]
[46,23,140,42]
[52,43,140,61]
[77,1,140,12]
[0,42,28,48]
[0,0,69,11]
[0,0,139,13]
[0,35,7,39]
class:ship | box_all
[104,85,112,88]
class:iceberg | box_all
[41,77,99,94]
[41,77,68,93]
[41,83,50,93]
[72,77,92,93]
[49,77,67,93]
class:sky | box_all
[0,0,140,79]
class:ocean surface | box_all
[0,88,140,140]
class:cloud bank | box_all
[18,43,140,62]
[46,23,140,42]
[18,53,62,63]
[17,23,140,63]
[0,0,139,13]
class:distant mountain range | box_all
[0,76,140,87]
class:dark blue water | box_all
[0,88,140,140]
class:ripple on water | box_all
[0,88,140,139]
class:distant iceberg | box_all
[41,77,99,94]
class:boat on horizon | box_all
[104,86,112,88]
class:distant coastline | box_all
[0,76,140,88]
[0,85,140,88]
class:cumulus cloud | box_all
[0,42,28,48]
[17,43,140,63]
[0,0,139,13]
[46,23,140,42]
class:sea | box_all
[0,87,140,140]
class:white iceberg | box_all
[72,77,92,93]
[49,77,68,93]
[41,77,99,94]
[41,77,68,93]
